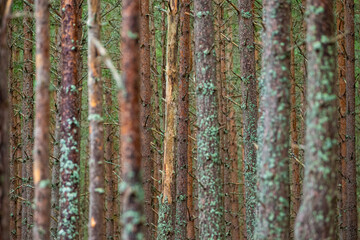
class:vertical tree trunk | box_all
[157,1,179,238]
[140,0,154,236]
[87,0,105,238]
[336,0,346,237]
[187,125,195,240]
[175,0,190,238]
[58,0,81,238]
[238,0,257,238]
[120,0,144,239]
[105,78,115,239]
[0,1,11,239]
[344,0,357,238]
[257,0,291,238]
[33,0,51,238]
[294,0,338,238]
[22,1,35,237]
[194,0,221,238]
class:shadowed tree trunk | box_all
[120,0,144,239]
[0,1,11,239]
[175,0,190,239]
[22,1,35,237]
[58,0,81,238]
[257,0,291,238]
[238,0,257,237]
[294,0,338,238]
[194,0,221,238]
[140,0,154,236]
[87,0,105,238]
[187,125,195,240]
[33,0,51,238]
[157,1,179,238]
[344,0,357,238]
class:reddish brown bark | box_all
[140,0,154,235]
[33,0,51,238]
[87,0,105,238]
[336,0,346,237]
[187,125,195,240]
[58,0,81,238]
[0,1,11,239]
[175,0,190,238]
[345,0,357,237]
[21,1,35,237]
[120,0,144,238]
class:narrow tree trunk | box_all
[0,1,11,239]
[120,0,144,238]
[140,0,154,236]
[194,1,221,238]
[294,0,338,238]
[344,0,357,238]
[58,0,81,238]
[187,125,195,240]
[157,2,179,238]
[33,0,51,238]
[238,0,257,237]
[22,1,35,237]
[87,0,105,238]
[336,1,346,238]
[257,0,291,238]
[175,0,190,239]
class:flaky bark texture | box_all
[294,0,338,238]
[175,0,190,239]
[194,0,221,238]
[336,0,346,237]
[257,0,291,238]
[120,1,144,239]
[22,1,34,237]
[157,2,179,239]
[344,0,357,238]
[0,1,11,239]
[33,0,51,238]
[87,0,105,238]
[238,0,257,237]
[58,0,81,238]
[140,0,154,236]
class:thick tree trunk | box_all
[140,0,154,236]
[157,2,179,238]
[0,1,11,239]
[344,0,357,238]
[33,0,51,238]
[257,0,291,238]
[294,0,338,238]
[87,0,105,238]
[58,0,81,238]
[194,0,221,238]
[175,0,190,239]
[22,1,35,237]
[120,0,144,239]
[238,0,257,238]
[336,1,346,238]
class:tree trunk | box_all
[33,0,51,238]
[194,0,221,238]
[87,0,105,238]
[175,0,190,239]
[140,0,154,236]
[257,0,291,238]
[344,0,357,238]
[238,0,257,238]
[336,0,346,238]
[294,0,338,238]
[187,125,195,240]
[22,1,35,237]
[120,0,144,239]
[0,1,11,239]
[157,2,179,238]
[58,0,81,238]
